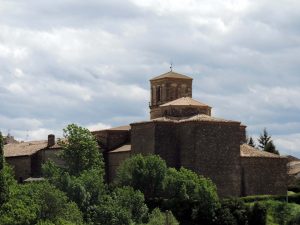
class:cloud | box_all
[0,0,299,156]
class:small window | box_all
[156,86,161,102]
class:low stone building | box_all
[94,71,288,197]
[3,134,61,182]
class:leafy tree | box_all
[115,154,167,199]
[264,140,279,155]
[0,131,9,206]
[89,187,148,225]
[60,124,104,176]
[248,137,255,148]
[0,181,83,225]
[163,167,219,225]
[258,128,271,150]
[43,124,106,221]
[146,208,179,225]
[218,198,249,225]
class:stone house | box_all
[93,71,288,197]
[3,134,62,182]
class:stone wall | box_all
[93,130,130,151]
[241,157,287,196]
[151,105,211,119]
[154,122,180,168]
[5,156,31,182]
[131,120,242,197]
[108,151,131,182]
[178,121,242,197]
[131,122,156,155]
[150,78,193,107]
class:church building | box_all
[4,70,287,197]
[93,71,288,197]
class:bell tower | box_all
[149,71,193,118]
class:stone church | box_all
[93,71,287,197]
[4,71,287,197]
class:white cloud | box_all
[0,0,299,156]
[86,122,111,131]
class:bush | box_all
[248,202,267,225]
[146,208,179,225]
[115,154,167,199]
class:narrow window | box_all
[156,86,161,102]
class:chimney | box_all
[48,134,55,147]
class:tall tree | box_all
[0,131,9,205]
[264,140,279,155]
[60,124,104,176]
[248,137,256,148]
[257,128,271,150]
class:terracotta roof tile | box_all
[288,161,300,175]
[160,97,210,107]
[150,71,192,81]
[151,114,239,123]
[4,141,48,157]
[109,144,131,153]
[240,144,284,158]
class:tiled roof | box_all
[160,97,210,107]
[240,144,284,158]
[150,71,192,81]
[181,114,237,123]
[152,114,238,123]
[4,141,48,157]
[107,125,131,131]
[109,144,131,153]
[91,125,131,133]
[288,161,300,175]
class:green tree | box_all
[0,131,9,206]
[60,124,104,176]
[258,128,271,150]
[264,140,279,155]
[89,187,148,225]
[115,154,167,199]
[146,208,179,225]
[165,168,219,224]
[0,182,83,225]
[248,137,255,148]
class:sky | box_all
[0,0,300,156]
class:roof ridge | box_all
[150,71,193,81]
[160,96,210,107]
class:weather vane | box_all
[170,62,173,71]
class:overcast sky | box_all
[0,0,299,156]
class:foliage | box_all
[164,167,220,224]
[145,208,179,225]
[60,124,104,176]
[258,128,272,150]
[0,131,9,205]
[88,186,148,225]
[264,140,279,155]
[115,154,167,199]
[287,212,300,225]
[218,198,249,225]
[248,202,267,225]
[248,137,255,148]
[43,124,106,221]
[257,128,279,154]
[0,181,83,225]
